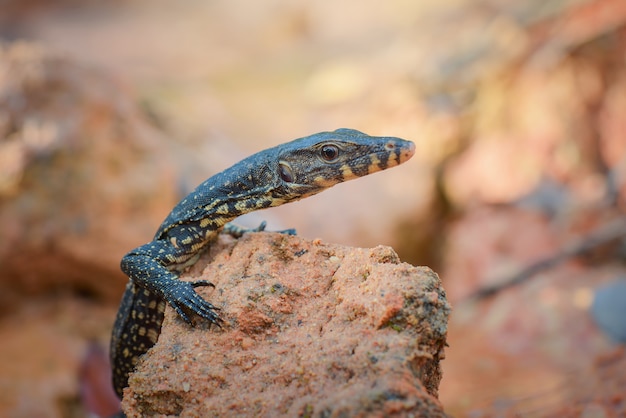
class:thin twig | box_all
[464,217,626,302]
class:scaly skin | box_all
[110,128,415,398]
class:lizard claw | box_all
[275,228,297,235]
[191,279,216,289]
[224,221,297,237]
[164,280,223,326]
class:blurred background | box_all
[1,0,625,416]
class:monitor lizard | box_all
[110,128,415,398]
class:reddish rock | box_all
[0,42,184,311]
[122,232,450,417]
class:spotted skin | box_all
[110,128,415,398]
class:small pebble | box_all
[591,279,626,343]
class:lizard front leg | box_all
[110,241,221,397]
[120,241,222,325]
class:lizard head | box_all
[154,129,415,234]
[268,128,415,202]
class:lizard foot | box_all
[163,280,223,327]
[224,220,296,238]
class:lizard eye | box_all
[320,144,339,162]
[278,162,294,183]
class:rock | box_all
[0,42,184,312]
[122,232,450,417]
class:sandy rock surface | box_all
[122,232,450,417]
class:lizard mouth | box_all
[385,139,415,166]
[362,138,415,175]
